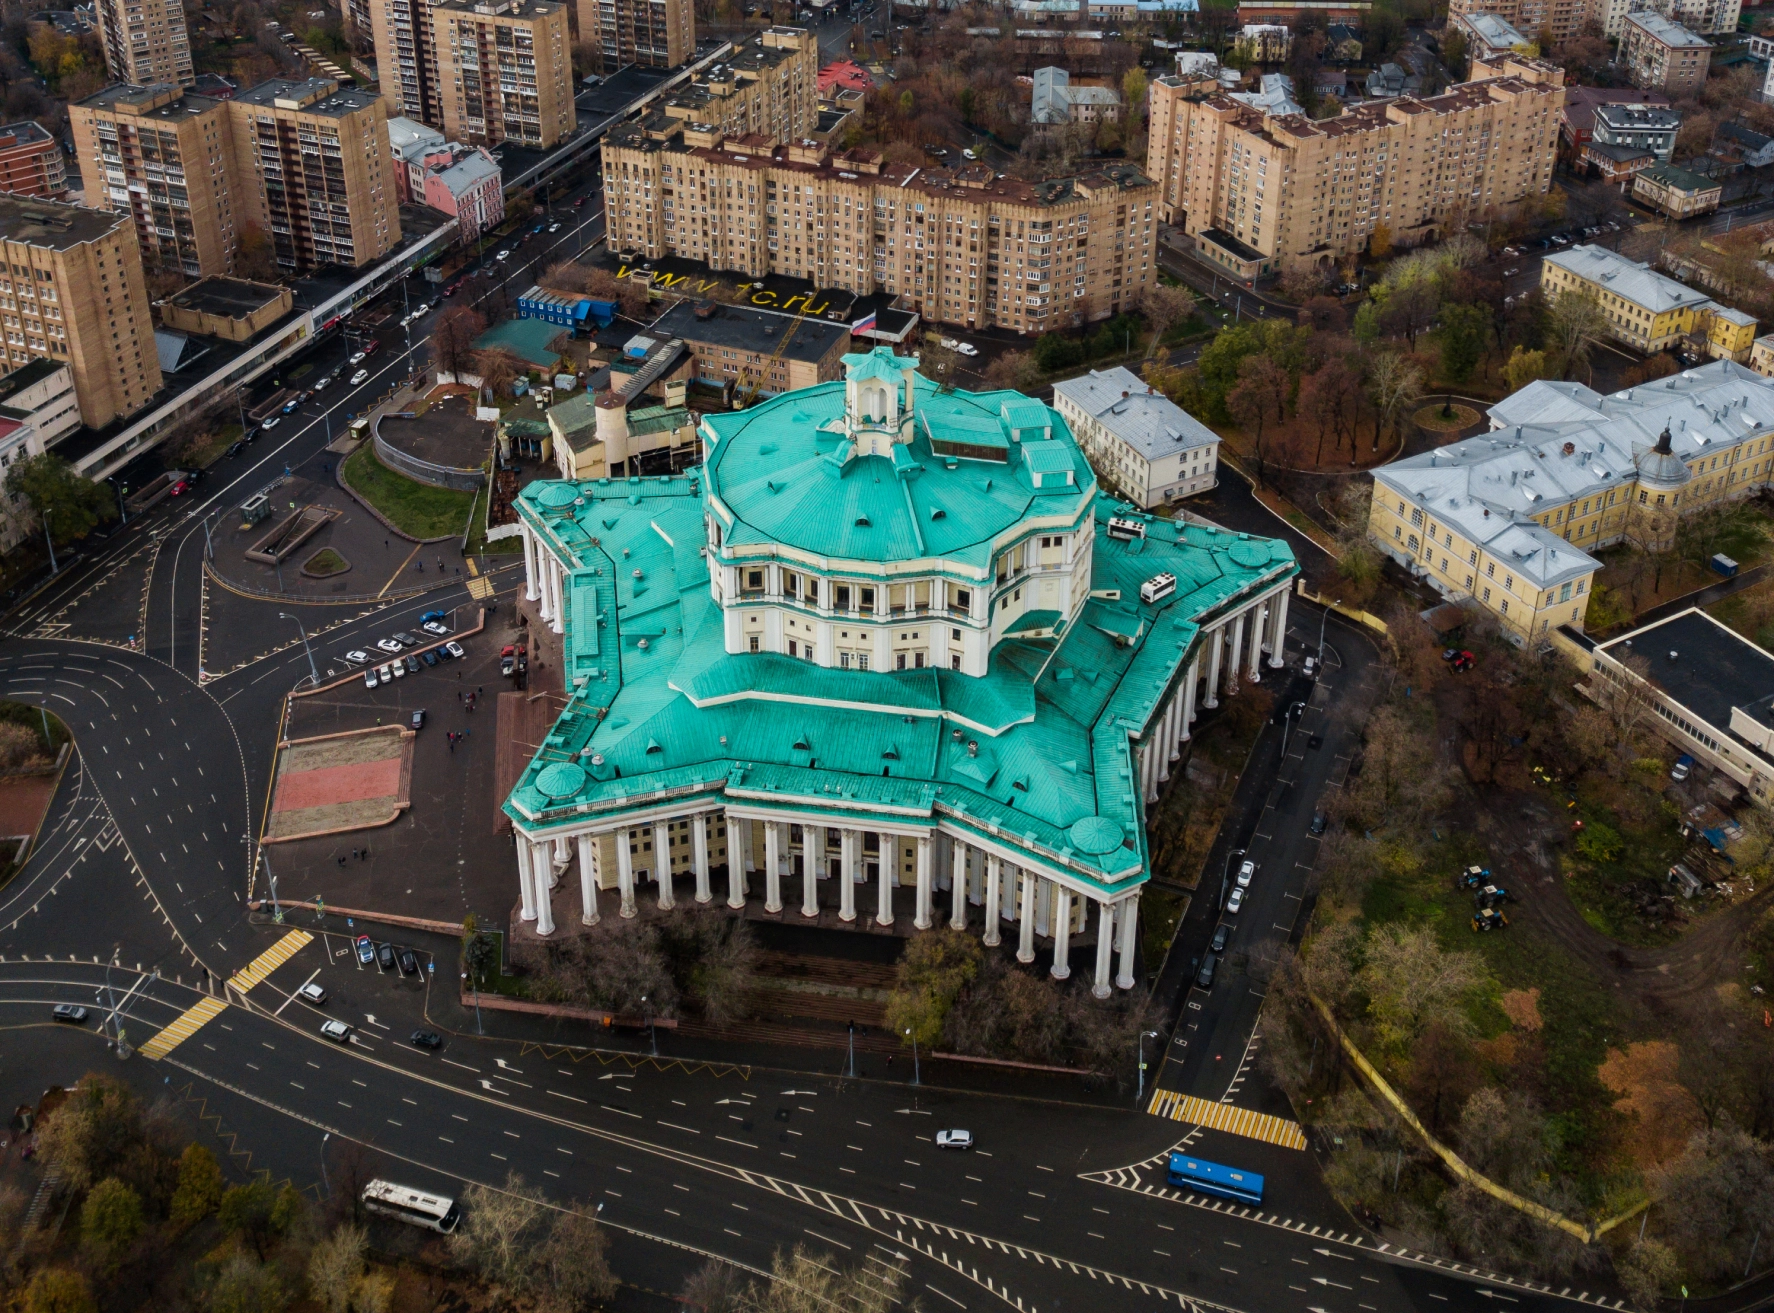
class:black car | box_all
[1210,923,1230,953]
[1195,954,1218,989]
[226,441,246,458]
[403,654,420,674]
[421,649,438,667]
[392,632,418,647]
[410,709,426,730]
[411,1030,444,1049]
[376,941,395,971]
[397,947,419,975]
[1309,811,1328,836]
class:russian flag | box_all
[851,309,877,335]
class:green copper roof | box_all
[841,345,918,383]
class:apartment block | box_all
[601,118,1155,334]
[1447,0,1585,45]
[433,0,576,150]
[1592,0,1739,36]
[70,83,239,280]
[0,195,161,430]
[657,28,816,145]
[91,0,193,87]
[584,0,694,71]
[370,0,443,125]
[0,123,67,198]
[1620,12,1711,97]
[1145,54,1564,278]
[229,79,401,274]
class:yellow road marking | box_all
[139,996,227,1061]
[466,557,480,577]
[466,575,494,599]
[378,542,425,599]
[1146,1089,1308,1150]
[228,929,313,993]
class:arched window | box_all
[861,383,888,422]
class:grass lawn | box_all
[1141,886,1189,969]
[302,547,349,578]
[342,445,476,540]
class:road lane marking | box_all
[138,995,227,1059]
[1143,1089,1308,1149]
[228,930,314,993]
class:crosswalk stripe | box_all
[228,929,313,993]
[1143,1089,1308,1150]
[139,996,227,1060]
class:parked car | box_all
[376,662,394,683]
[1671,753,1694,782]
[421,609,446,624]
[343,649,370,664]
[52,1003,89,1023]
[313,374,332,390]
[349,350,368,364]
[296,981,328,1005]
[226,441,246,458]
[390,659,406,679]
[445,641,466,660]
[496,249,512,261]
[355,935,375,964]
[376,638,403,654]
[548,222,562,233]
[320,1019,353,1043]
[410,1030,444,1050]
[397,947,419,975]
[376,942,395,971]
[260,415,281,431]
[1226,886,1246,914]
[363,667,379,689]
[351,369,369,385]
[281,397,301,414]
[935,1129,974,1149]
[421,649,439,668]
[1236,859,1255,888]
[422,620,449,636]
[1210,923,1231,953]
[410,710,426,732]
[392,632,417,646]
[1195,953,1218,988]
[403,654,420,674]
[1309,811,1328,836]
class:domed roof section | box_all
[1636,425,1692,490]
[535,761,587,800]
[1069,815,1124,855]
[537,483,581,509]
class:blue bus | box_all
[1166,1153,1264,1205]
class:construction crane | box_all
[732,307,808,409]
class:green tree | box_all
[1195,323,1262,420]
[170,1142,224,1227]
[957,87,976,122]
[1435,303,1489,385]
[219,1180,279,1258]
[23,1269,96,1313]
[79,1178,143,1273]
[210,1253,289,1313]
[1576,821,1624,863]
[4,453,116,546]
[1501,344,1553,393]
[884,927,983,1050]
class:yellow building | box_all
[433,0,577,150]
[1368,361,1774,639]
[1540,243,1756,359]
[658,28,817,146]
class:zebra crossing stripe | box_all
[1143,1089,1308,1150]
[139,996,227,1060]
[228,929,313,993]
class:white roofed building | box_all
[1052,366,1221,507]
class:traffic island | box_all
[263,725,414,843]
[339,443,477,542]
[245,504,340,564]
[300,547,349,578]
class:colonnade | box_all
[521,525,566,636]
[513,813,1142,997]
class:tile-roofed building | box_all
[1370,360,1774,638]
[503,347,1297,990]
[1052,366,1222,506]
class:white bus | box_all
[361,1179,461,1233]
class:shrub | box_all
[23,1268,95,1313]
[1575,821,1624,864]
[884,928,982,1049]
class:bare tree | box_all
[1365,351,1423,451]
[471,347,527,400]
[431,306,486,379]
[1227,354,1288,484]
[1546,288,1607,381]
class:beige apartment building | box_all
[1590,0,1739,36]
[1620,12,1711,97]
[371,0,444,125]
[70,83,239,281]
[602,119,1155,334]
[91,0,193,88]
[582,0,695,71]
[1447,0,1585,44]
[0,195,161,430]
[433,0,576,150]
[1146,54,1564,278]
[229,79,401,274]
[657,28,816,145]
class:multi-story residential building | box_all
[1369,360,1774,639]
[1052,366,1221,506]
[1619,12,1711,97]
[228,79,401,274]
[601,121,1157,334]
[655,28,816,145]
[1145,54,1564,279]
[1448,0,1585,45]
[0,123,67,198]
[420,144,504,241]
[501,344,1298,983]
[1716,122,1774,168]
[1451,11,1530,59]
[1593,0,1739,35]
[583,0,694,71]
[1588,102,1679,167]
[91,0,193,87]
[0,359,81,450]
[0,414,42,552]
[70,83,239,280]
[1633,161,1723,219]
[1559,86,1671,164]
[1233,22,1291,60]
[370,0,443,125]
[387,115,446,201]
[432,0,576,150]
[1540,243,1751,357]
[0,194,161,429]
[1031,67,1124,126]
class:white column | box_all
[550,560,565,636]
[1204,623,1223,708]
[764,821,783,913]
[1017,871,1037,963]
[726,815,745,909]
[914,835,933,930]
[576,832,599,926]
[983,854,1002,946]
[537,547,555,623]
[531,843,555,935]
[692,815,711,905]
[1247,604,1265,682]
[551,835,569,883]
[1181,653,1198,740]
[515,833,537,921]
[1092,900,1114,999]
[523,528,540,601]
[840,828,858,922]
[653,821,673,910]
[1116,895,1140,990]
[876,834,894,927]
[1157,701,1174,782]
[1050,884,1072,979]
[949,839,967,931]
[801,826,821,919]
[1225,610,1245,696]
[1268,588,1290,668]
[616,828,636,918]
[1143,741,1159,804]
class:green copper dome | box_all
[1068,816,1124,855]
[535,762,587,800]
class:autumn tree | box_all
[1137,281,1196,352]
[1358,924,1489,1052]
[984,349,1040,391]
[585,266,650,319]
[1501,344,1554,393]
[1649,1126,1774,1283]
[1298,358,1362,464]
[885,927,983,1050]
[538,260,595,295]
[1226,354,1288,482]
[1339,704,1447,826]
[1546,288,1607,380]
[431,305,486,379]
[1365,351,1424,451]
[471,347,528,400]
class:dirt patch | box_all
[1411,402,1481,432]
[266,726,413,842]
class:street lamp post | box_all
[262,849,283,924]
[279,612,320,687]
[1137,1028,1160,1102]
[320,1132,331,1196]
[905,1027,920,1085]
[42,508,55,575]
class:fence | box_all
[372,412,487,492]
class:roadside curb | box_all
[1217,452,1340,557]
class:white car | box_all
[962,147,977,160]
[548,222,561,232]
[495,249,512,261]
[955,341,979,357]
[351,369,370,385]
[349,350,367,364]
[376,662,394,683]
[296,981,328,1005]
[444,640,466,660]
[313,374,331,390]
[260,415,280,431]
[939,336,962,350]
[391,659,407,679]
[343,649,370,664]
[320,1019,352,1043]
[1227,886,1246,914]
[935,1129,974,1150]
[1236,859,1255,888]
[364,667,379,689]
[376,638,403,654]
[422,620,449,636]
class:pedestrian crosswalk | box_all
[1147,1089,1309,1150]
[466,576,494,600]
[228,929,313,993]
[138,996,227,1061]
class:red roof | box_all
[818,59,872,95]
